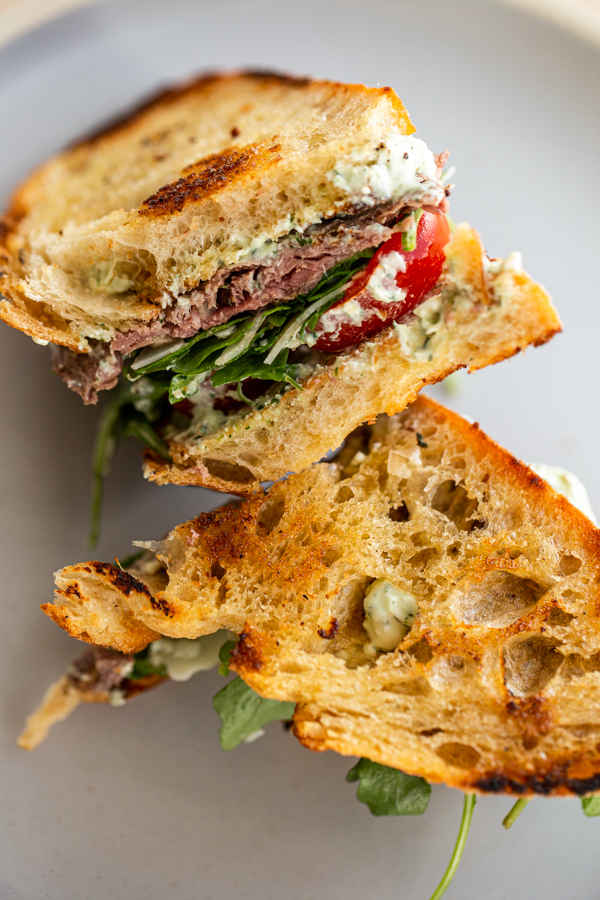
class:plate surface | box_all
[1,1,600,897]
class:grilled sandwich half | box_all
[0,71,560,492]
[34,397,600,797]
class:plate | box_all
[1,1,599,897]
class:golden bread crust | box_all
[42,397,600,795]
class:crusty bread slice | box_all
[42,397,600,795]
[0,71,414,351]
[145,223,560,493]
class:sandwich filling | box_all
[51,134,449,409]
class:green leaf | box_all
[213,677,295,750]
[210,349,289,386]
[121,412,171,460]
[218,639,239,677]
[118,549,145,569]
[582,795,600,816]
[129,656,168,680]
[428,793,476,900]
[346,758,431,816]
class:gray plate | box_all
[1,1,600,897]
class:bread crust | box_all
[42,397,600,795]
[145,224,561,492]
[0,70,415,350]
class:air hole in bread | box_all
[446,542,460,557]
[322,547,343,567]
[482,473,490,484]
[203,458,254,484]
[503,634,563,696]
[435,742,481,769]
[431,480,483,531]
[388,502,409,522]
[546,608,575,628]
[211,560,226,580]
[216,580,228,607]
[421,426,438,438]
[383,676,431,696]
[419,728,444,737]
[451,457,466,469]
[454,571,544,628]
[584,651,600,672]
[257,494,285,533]
[522,735,539,750]
[406,637,433,664]
[560,554,582,576]
[561,653,586,679]
[409,548,439,569]
[336,486,354,503]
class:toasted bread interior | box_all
[43,397,600,795]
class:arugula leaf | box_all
[213,677,295,750]
[118,549,145,569]
[129,247,377,398]
[429,793,476,900]
[129,657,168,680]
[89,374,171,547]
[210,349,290,386]
[582,795,600,816]
[218,639,239,676]
[346,758,431,816]
[502,797,530,828]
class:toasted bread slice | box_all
[145,224,560,493]
[41,397,600,795]
[0,71,415,351]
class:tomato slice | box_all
[312,211,450,353]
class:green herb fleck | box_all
[416,432,428,448]
[346,758,431,816]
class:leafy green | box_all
[89,374,171,547]
[582,795,600,816]
[429,793,476,900]
[218,639,239,677]
[118,549,145,569]
[128,248,376,399]
[346,758,431,816]
[502,797,530,828]
[213,676,295,750]
[129,646,167,681]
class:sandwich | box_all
[0,71,560,503]
[21,395,600,896]
[25,395,600,800]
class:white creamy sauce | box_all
[485,252,523,275]
[148,630,236,682]
[363,578,419,656]
[529,462,597,524]
[366,250,407,305]
[329,131,443,209]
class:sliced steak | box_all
[56,178,449,401]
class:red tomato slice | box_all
[313,211,450,353]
